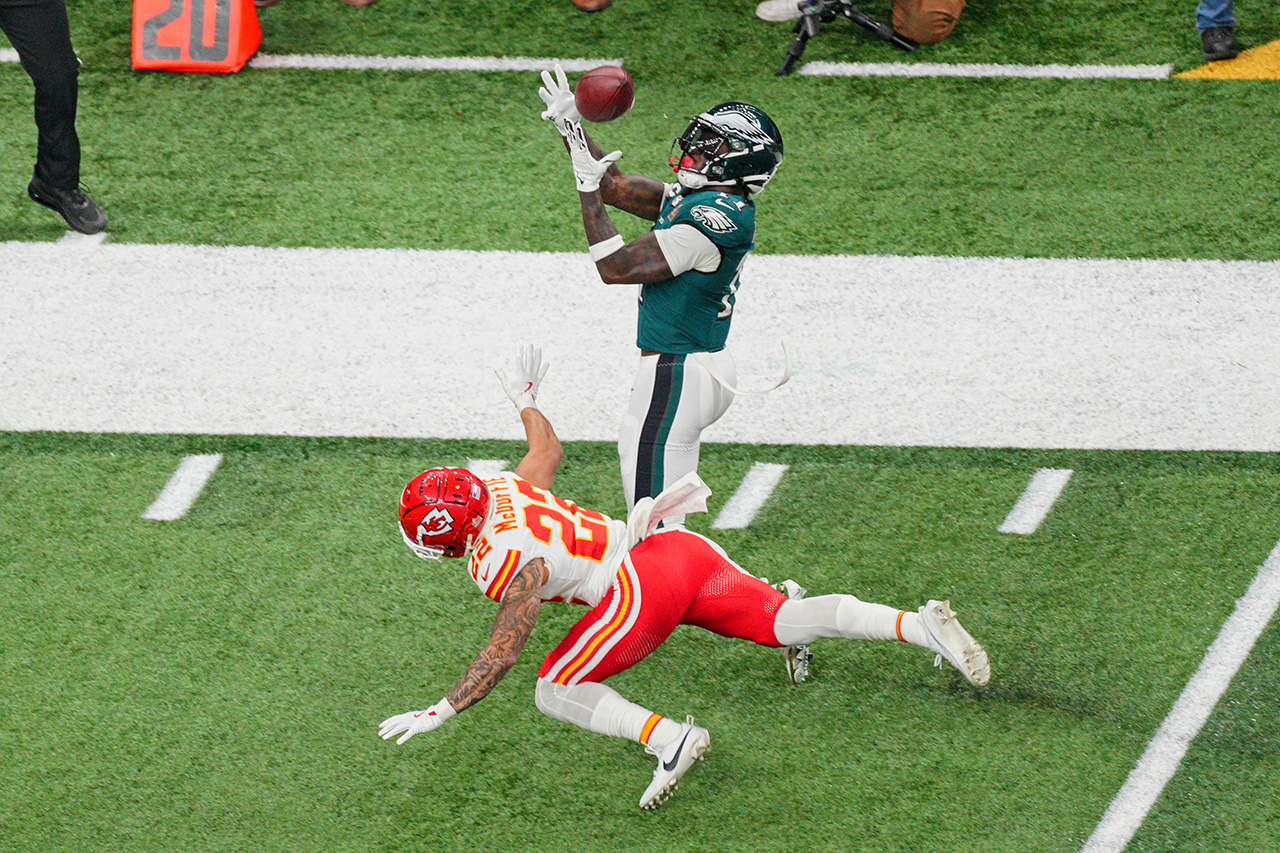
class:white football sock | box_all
[773,594,930,648]
[534,678,683,746]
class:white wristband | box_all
[589,234,625,262]
[432,697,458,721]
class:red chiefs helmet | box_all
[398,467,492,560]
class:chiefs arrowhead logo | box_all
[417,507,455,541]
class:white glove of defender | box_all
[495,344,549,412]
[557,117,622,193]
[379,699,456,745]
[538,63,581,124]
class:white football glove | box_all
[378,699,456,745]
[495,344,549,412]
[538,63,580,125]
[558,117,622,193]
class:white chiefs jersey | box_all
[468,474,629,607]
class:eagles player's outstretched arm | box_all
[580,194,675,284]
[444,559,547,712]
[576,128,666,221]
[560,129,675,284]
[569,125,740,285]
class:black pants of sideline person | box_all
[0,0,81,189]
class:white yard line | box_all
[247,54,621,72]
[5,50,1170,80]
[998,468,1073,534]
[142,454,224,521]
[712,463,789,529]
[798,61,1173,79]
[1082,540,1280,852]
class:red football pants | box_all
[539,530,787,685]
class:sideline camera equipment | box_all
[777,0,918,76]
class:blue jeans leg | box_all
[1196,0,1236,31]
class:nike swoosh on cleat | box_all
[662,731,692,771]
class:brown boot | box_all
[572,0,612,11]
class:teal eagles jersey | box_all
[637,185,756,354]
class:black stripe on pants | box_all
[633,353,682,503]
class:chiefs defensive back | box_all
[379,346,991,810]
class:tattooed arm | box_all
[444,559,547,712]
[569,128,665,221]
[377,558,547,744]
[598,168,665,222]
[559,124,675,284]
[579,192,676,285]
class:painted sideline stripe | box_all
[712,463,789,529]
[998,468,1073,534]
[799,61,1173,79]
[5,244,1280,451]
[142,454,223,521]
[467,458,509,477]
[1082,540,1280,852]
[56,231,107,247]
[247,54,622,72]
[1,49,16,63]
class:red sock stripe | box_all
[895,610,907,642]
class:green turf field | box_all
[2,436,1279,851]
[3,2,1280,850]
[3,1,1280,257]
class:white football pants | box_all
[618,350,736,524]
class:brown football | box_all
[574,66,635,123]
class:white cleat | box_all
[919,599,991,687]
[774,578,813,684]
[639,717,711,810]
[756,0,805,22]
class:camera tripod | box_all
[777,0,917,76]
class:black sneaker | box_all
[1201,26,1239,62]
[27,177,107,234]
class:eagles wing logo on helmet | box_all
[691,206,737,234]
[708,104,776,148]
[417,507,456,540]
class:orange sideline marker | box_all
[132,0,261,73]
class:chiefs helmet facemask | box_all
[398,467,492,560]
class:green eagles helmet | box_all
[670,102,784,195]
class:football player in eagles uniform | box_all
[538,66,784,528]
[379,347,991,810]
